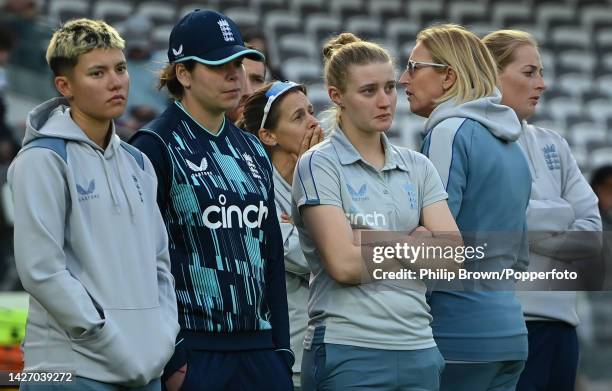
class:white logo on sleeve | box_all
[242,153,262,180]
[202,194,268,229]
[186,157,208,172]
[217,20,235,42]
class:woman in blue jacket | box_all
[399,24,532,391]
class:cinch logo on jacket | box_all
[138,103,279,334]
[203,194,269,229]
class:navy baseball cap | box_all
[168,9,265,65]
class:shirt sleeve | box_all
[530,137,602,261]
[418,154,449,208]
[8,149,105,338]
[422,124,470,219]
[264,181,292,356]
[292,149,342,212]
[130,131,172,210]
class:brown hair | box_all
[158,60,197,99]
[238,82,307,136]
[482,29,539,71]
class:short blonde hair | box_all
[416,24,498,104]
[46,18,124,76]
[482,30,538,71]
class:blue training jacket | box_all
[421,89,532,362]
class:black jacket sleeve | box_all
[264,180,293,367]
[130,131,172,210]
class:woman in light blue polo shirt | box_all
[291,32,461,391]
[239,80,324,390]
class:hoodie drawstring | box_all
[115,154,137,220]
[97,149,121,212]
[96,142,137,220]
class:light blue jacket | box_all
[421,90,531,362]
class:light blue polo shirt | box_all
[291,127,448,351]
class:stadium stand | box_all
[4,0,609,171]
[1,1,611,388]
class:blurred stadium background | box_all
[0,0,611,389]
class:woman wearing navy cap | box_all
[130,10,293,391]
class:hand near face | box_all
[296,124,324,158]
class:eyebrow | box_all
[291,107,305,119]
[86,61,126,71]
[358,83,377,89]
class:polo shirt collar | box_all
[331,126,410,173]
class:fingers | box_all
[412,226,433,238]
[281,212,293,224]
[165,364,188,391]
[352,228,362,246]
[298,127,314,156]
[310,125,324,149]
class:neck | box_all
[271,149,296,185]
[339,118,385,170]
[180,95,225,134]
[70,107,111,149]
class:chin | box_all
[111,108,127,119]
[524,108,536,119]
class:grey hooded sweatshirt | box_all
[8,98,179,386]
[516,122,602,326]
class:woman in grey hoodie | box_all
[484,29,602,391]
[8,19,179,390]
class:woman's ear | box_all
[328,86,344,109]
[258,127,277,147]
[442,67,457,91]
[175,63,192,89]
[54,76,72,99]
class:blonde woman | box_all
[293,33,460,391]
[399,24,531,391]
[483,30,602,391]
